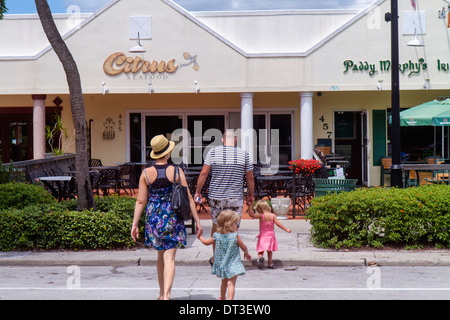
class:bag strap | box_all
[173,165,180,185]
[144,167,152,185]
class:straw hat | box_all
[150,134,175,159]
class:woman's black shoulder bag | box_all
[171,166,191,221]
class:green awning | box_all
[400,99,450,126]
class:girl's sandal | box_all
[257,257,264,269]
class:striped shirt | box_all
[204,145,253,200]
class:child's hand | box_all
[286,228,292,234]
[244,253,252,261]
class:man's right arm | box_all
[195,164,211,199]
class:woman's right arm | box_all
[131,171,149,242]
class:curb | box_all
[2,254,450,267]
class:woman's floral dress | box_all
[145,184,187,250]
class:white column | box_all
[300,92,314,159]
[240,92,254,163]
[32,94,47,159]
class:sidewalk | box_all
[1,219,450,267]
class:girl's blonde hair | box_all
[255,200,271,214]
[254,200,272,222]
[216,210,240,233]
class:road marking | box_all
[2,287,450,291]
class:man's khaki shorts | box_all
[208,198,244,225]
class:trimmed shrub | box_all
[307,185,450,249]
[0,182,56,210]
[0,195,143,251]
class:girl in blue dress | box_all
[198,210,251,300]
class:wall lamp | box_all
[129,32,146,53]
[194,80,200,94]
[102,81,109,95]
[377,79,383,91]
[148,81,154,94]
[439,6,447,19]
[407,28,424,47]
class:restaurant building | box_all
[0,0,449,186]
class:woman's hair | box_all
[255,200,271,214]
[216,210,240,233]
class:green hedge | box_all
[0,183,56,210]
[0,207,135,250]
[0,183,145,251]
[307,184,450,249]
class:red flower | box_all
[289,159,321,176]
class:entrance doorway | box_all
[253,113,293,166]
[1,114,32,163]
[334,111,369,185]
[134,114,226,165]
[128,111,292,166]
[145,115,183,161]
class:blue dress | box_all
[211,232,246,279]
[144,174,187,250]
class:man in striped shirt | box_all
[195,130,255,235]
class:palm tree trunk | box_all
[35,0,95,211]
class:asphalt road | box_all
[2,265,450,301]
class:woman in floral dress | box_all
[131,134,203,300]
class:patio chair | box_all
[97,168,119,196]
[63,176,77,200]
[90,171,100,195]
[89,158,103,167]
[253,164,271,200]
[380,156,391,186]
[43,169,54,176]
[118,163,134,195]
[27,170,47,183]
[51,166,65,176]
[287,173,315,216]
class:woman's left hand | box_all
[131,225,139,242]
[195,221,203,237]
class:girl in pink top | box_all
[249,200,291,269]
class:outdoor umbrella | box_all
[432,109,450,127]
[432,107,450,158]
[398,99,450,158]
[399,99,450,127]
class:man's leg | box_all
[208,199,222,263]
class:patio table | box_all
[257,175,292,198]
[38,176,74,201]
[402,164,450,186]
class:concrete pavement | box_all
[1,219,450,267]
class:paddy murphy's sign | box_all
[343,58,450,77]
[103,52,199,77]
[343,58,428,76]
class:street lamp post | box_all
[386,0,403,188]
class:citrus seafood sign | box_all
[103,52,199,76]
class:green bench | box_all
[313,178,358,197]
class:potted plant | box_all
[46,113,75,156]
[288,159,321,176]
